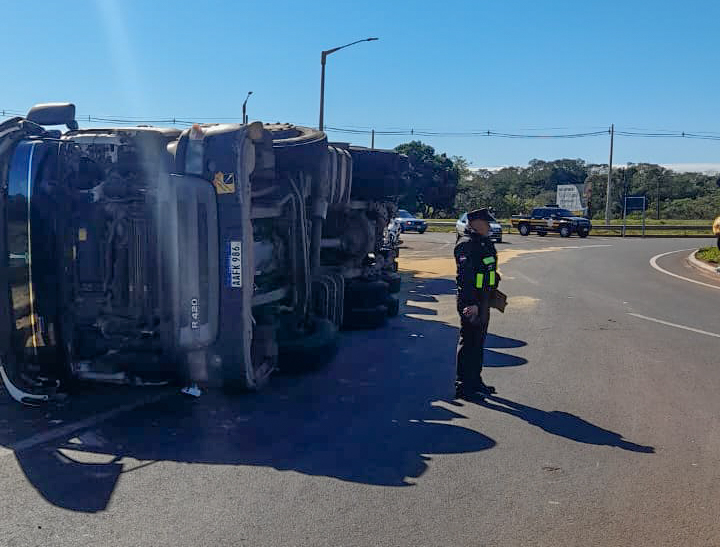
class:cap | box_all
[467,208,494,222]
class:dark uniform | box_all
[454,208,499,398]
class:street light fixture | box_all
[242,91,253,124]
[318,37,378,132]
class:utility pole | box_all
[656,173,661,220]
[621,168,628,237]
[604,124,614,225]
[371,129,375,149]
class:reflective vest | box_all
[475,255,498,290]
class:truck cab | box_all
[0,104,408,404]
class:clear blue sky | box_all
[3,0,720,168]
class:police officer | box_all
[454,208,500,399]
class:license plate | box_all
[228,241,242,288]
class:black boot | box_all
[455,382,473,400]
[475,378,496,395]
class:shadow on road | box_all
[485,334,527,349]
[478,396,655,453]
[483,349,527,368]
[2,273,513,513]
[401,277,528,368]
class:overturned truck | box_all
[0,103,408,404]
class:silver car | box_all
[456,212,503,243]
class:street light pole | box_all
[319,55,327,131]
[242,91,253,124]
[318,37,378,132]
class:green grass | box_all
[433,217,712,226]
[697,246,720,264]
[597,219,711,226]
[427,225,459,233]
[427,225,713,237]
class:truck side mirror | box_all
[26,103,76,127]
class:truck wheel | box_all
[418,227,426,234]
[345,280,389,308]
[518,224,530,236]
[343,305,388,330]
[267,124,326,148]
[579,230,589,238]
[382,272,402,294]
[266,124,328,170]
[386,296,400,317]
[278,318,339,372]
[560,225,571,238]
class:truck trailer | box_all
[0,103,408,404]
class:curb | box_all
[687,251,720,275]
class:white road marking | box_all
[1,391,172,459]
[628,313,720,339]
[649,249,720,291]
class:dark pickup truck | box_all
[511,207,592,238]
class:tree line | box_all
[394,141,720,220]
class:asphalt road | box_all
[1,232,719,546]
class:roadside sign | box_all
[622,195,647,237]
[557,184,585,213]
[625,195,647,212]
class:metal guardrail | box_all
[423,219,713,234]
[590,224,712,231]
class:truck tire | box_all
[518,224,530,236]
[382,272,402,294]
[267,124,328,171]
[278,318,339,372]
[560,225,571,238]
[386,296,400,317]
[418,227,426,234]
[267,124,326,148]
[345,280,389,308]
[579,230,589,238]
[343,305,388,330]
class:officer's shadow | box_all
[478,395,655,453]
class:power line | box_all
[3,107,720,141]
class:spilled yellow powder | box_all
[399,246,577,279]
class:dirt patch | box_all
[399,257,457,278]
[399,245,598,279]
[506,295,540,309]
